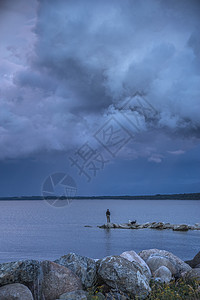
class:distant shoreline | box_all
[0,192,200,200]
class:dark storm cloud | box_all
[0,0,200,160]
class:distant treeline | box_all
[0,192,200,200]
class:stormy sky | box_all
[0,0,200,197]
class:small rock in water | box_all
[173,224,189,231]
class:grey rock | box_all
[120,250,151,280]
[146,255,176,275]
[55,253,97,288]
[41,260,82,300]
[0,283,33,300]
[59,289,87,299]
[184,268,200,280]
[97,255,150,299]
[0,260,40,286]
[185,251,200,268]
[150,222,165,229]
[106,290,129,300]
[154,266,172,283]
[87,292,105,300]
[173,224,189,231]
[139,249,191,276]
[118,224,131,229]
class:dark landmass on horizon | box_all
[0,192,200,200]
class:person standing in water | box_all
[106,209,111,223]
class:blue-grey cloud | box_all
[0,0,200,162]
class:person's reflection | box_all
[104,228,111,257]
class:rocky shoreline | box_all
[0,249,200,300]
[98,221,200,231]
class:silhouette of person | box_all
[106,209,111,223]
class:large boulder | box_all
[58,289,88,299]
[146,255,177,275]
[41,261,82,300]
[120,250,151,280]
[0,283,33,300]
[185,251,200,268]
[139,249,191,276]
[97,255,150,299]
[55,253,97,288]
[154,266,172,283]
[0,260,40,286]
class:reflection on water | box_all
[104,228,111,257]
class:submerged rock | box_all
[0,283,33,300]
[55,253,97,289]
[97,255,150,299]
[173,224,189,231]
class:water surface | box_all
[0,199,199,263]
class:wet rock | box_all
[120,250,151,280]
[59,289,88,299]
[173,224,189,231]
[118,224,131,229]
[142,222,151,228]
[0,283,33,300]
[150,222,165,229]
[41,260,82,300]
[55,253,97,288]
[154,266,172,283]
[97,255,150,299]
[139,249,191,276]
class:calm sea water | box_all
[0,199,199,263]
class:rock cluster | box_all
[0,249,198,300]
[98,221,200,231]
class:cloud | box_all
[148,154,163,163]
[0,0,200,160]
[168,150,185,155]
